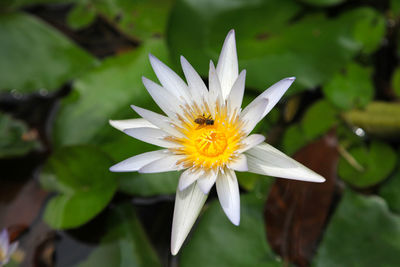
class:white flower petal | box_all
[109,118,156,132]
[180,56,208,102]
[171,182,208,255]
[227,70,246,115]
[149,54,190,103]
[228,154,248,172]
[252,77,296,118]
[216,169,240,226]
[208,61,223,114]
[237,134,266,154]
[124,127,177,148]
[246,142,325,183]
[109,149,169,172]
[240,98,269,134]
[139,154,186,173]
[197,171,218,194]
[216,29,238,100]
[142,76,183,118]
[7,242,18,258]
[0,229,9,254]
[179,168,202,191]
[130,105,184,138]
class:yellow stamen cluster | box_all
[170,100,245,171]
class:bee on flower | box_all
[109,30,325,255]
[0,229,18,266]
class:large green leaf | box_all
[40,145,117,229]
[338,141,396,188]
[180,194,281,267]
[379,169,400,214]
[67,0,174,41]
[299,0,344,6]
[301,100,337,139]
[53,39,181,196]
[322,63,374,110]
[168,0,382,93]
[78,204,161,267]
[313,189,400,267]
[0,12,97,93]
[0,112,40,158]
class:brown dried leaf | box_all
[264,131,339,266]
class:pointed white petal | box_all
[124,127,177,148]
[237,134,266,154]
[142,76,183,118]
[216,169,240,226]
[228,70,246,114]
[240,98,269,134]
[180,56,208,101]
[179,168,202,191]
[7,241,18,257]
[171,182,208,255]
[246,143,325,183]
[197,171,218,194]
[0,229,9,254]
[139,154,186,173]
[216,29,238,99]
[252,77,296,118]
[109,118,156,132]
[149,54,190,103]
[110,149,169,172]
[228,154,248,172]
[130,105,184,137]
[208,61,223,108]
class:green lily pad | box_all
[301,100,337,140]
[168,0,382,93]
[0,12,97,93]
[78,203,161,267]
[379,169,400,214]
[343,102,400,139]
[299,0,344,6]
[40,145,117,229]
[53,39,182,196]
[0,112,40,158]
[392,67,400,97]
[338,141,396,188]
[282,125,309,155]
[391,0,400,17]
[323,63,374,110]
[180,194,281,267]
[313,189,400,267]
[67,0,174,41]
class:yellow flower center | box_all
[170,102,244,171]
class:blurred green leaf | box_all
[313,189,400,267]
[282,125,309,155]
[343,102,400,139]
[40,145,117,229]
[323,63,374,110]
[0,0,75,10]
[78,203,161,267]
[53,39,181,196]
[0,12,97,93]
[391,0,400,17]
[352,8,385,54]
[67,1,96,30]
[117,172,179,197]
[392,67,400,97]
[168,0,381,93]
[379,168,400,214]
[0,112,40,158]
[299,0,344,6]
[67,0,174,40]
[180,194,281,267]
[302,100,337,139]
[338,141,396,188]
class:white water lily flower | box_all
[0,229,18,266]
[110,30,325,255]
